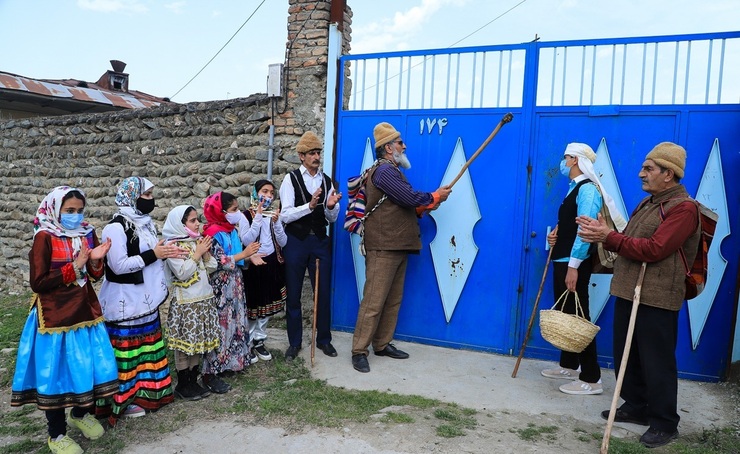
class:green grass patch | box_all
[432,405,477,438]
[668,427,740,454]
[0,292,31,388]
[2,439,45,453]
[0,406,45,436]
[512,423,559,442]
[436,424,466,438]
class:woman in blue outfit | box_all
[11,186,119,454]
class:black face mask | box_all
[136,197,155,214]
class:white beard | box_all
[393,151,411,169]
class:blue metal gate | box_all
[330,31,740,381]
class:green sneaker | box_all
[67,413,104,440]
[48,435,83,454]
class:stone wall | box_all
[0,96,290,291]
[0,0,353,295]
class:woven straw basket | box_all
[540,290,600,353]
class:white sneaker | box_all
[559,379,603,395]
[246,352,259,365]
[252,342,273,361]
[541,367,579,380]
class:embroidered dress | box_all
[12,187,118,410]
[163,205,220,356]
[201,239,250,374]
[201,192,252,374]
[96,177,173,422]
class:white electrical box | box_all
[267,63,283,97]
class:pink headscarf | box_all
[202,192,235,237]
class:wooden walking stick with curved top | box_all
[512,227,555,378]
[601,261,648,454]
[311,258,320,368]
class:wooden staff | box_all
[601,261,648,454]
[447,112,513,188]
[311,258,320,368]
[512,238,555,378]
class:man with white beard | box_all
[350,122,451,373]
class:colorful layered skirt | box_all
[11,307,119,410]
[96,313,174,423]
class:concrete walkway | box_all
[275,328,733,437]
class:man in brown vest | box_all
[576,142,701,448]
[351,122,451,373]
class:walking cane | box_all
[512,236,555,378]
[600,261,648,454]
[310,258,320,368]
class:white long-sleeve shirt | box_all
[238,211,288,255]
[279,165,339,225]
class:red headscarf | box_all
[202,192,235,237]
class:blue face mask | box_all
[60,213,84,230]
[559,159,572,177]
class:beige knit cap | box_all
[373,122,401,149]
[296,131,322,153]
[646,142,686,179]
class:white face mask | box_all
[225,211,242,225]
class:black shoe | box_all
[285,345,301,361]
[352,354,370,373]
[202,374,231,394]
[317,343,338,357]
[640,427,678,448]
[374,343,409,359]
[174,369,202,401]
[189,366,211,398]
[601,409,649,426]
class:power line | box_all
[356,0,529,97]
[448,0,528,48]
[170,0,267,100]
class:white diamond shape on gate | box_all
[430,138,480,323]
[688,138,729,349]
[589,137,629,323]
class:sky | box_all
[1,0,738,103]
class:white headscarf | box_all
[163,205,198,243]
[565,143,627,232]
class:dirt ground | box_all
[2,330,738,453]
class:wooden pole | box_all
[447,112,513,188]
[600,261,648,454]
[512,245,554,378]
[311,258,320,368]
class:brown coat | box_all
[608,185,701,311]
[363,165,422,252]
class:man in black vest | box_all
[542,143,609,395]
[279,131,342,361]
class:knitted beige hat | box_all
[646,142,686,179]
[373,122,400,149]
[296,131,322,154]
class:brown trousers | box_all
[351,250,408,355]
